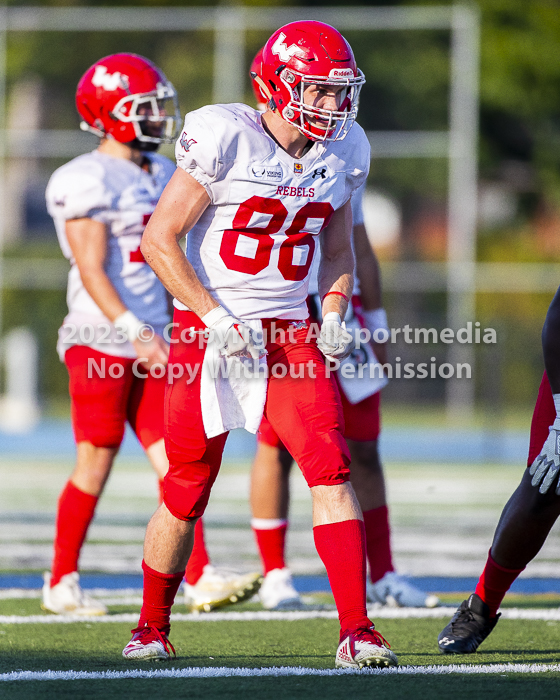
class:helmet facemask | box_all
[110,83,181,146]
[278,68,365,142]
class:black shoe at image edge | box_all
[437,593,500,654]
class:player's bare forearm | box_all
[354,222,382,311]
[81,271,129,321]
[66,218,128,322]
[542,285,560,393]
[143,239,218,318]
[318,200,354,319]
[353,221,388,363]
[141,168,219,318]
[319,254,354,318]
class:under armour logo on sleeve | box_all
[312,168,327,180]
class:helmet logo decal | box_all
[271,32,305,63]
[91,65,127,92]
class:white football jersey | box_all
[174,103,370,320]
[307,181,365,298]
[46,150,174,358]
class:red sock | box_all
[184,519,210,585]
[313,519,370,632]
[139,561,184,635]
[51,481,98,587]
[363,505,394,583]
[474,550,525,617]
[252,519,287,575]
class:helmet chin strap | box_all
[250,73,273,103]
[79,120,105,139]
[127,138,160,153]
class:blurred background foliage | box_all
[2,0,560,411]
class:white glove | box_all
[317,312,355,360]
[529,422,560,494]
[202,306,264,360]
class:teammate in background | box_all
[123,21,398,669]
[44,53,259,616]
[438,287,560,653]
[251,193,439,611]
[248,48,438,611]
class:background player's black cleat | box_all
[438,593,500,654]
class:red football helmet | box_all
[76,53,180,149]
[249,47,267,111]
[259,21,365,141]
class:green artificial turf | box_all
[1,610,560,699]
[3,674,560,700]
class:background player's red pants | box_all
[162,311,351,521]
[65,345,165,449]
[258,383,380,448]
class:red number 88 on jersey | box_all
[219,196,334,281]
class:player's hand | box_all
[133,333,170,369]
[202,306,264,360]
[529,427,560,494]
[317,312,355,360]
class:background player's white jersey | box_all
[46,150,174,358]
[175,103,370,320]
[307,181,365,298]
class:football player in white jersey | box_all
[44,53,179,616]
[44,52,261,618]
[247,50,438,612]
[252,190,439,611]
[122,21,398,669]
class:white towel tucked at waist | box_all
[200,319,268,438]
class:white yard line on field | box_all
[2,607,560,624]
[2,663,560,682]
[0,588,144,601]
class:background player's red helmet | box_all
[250,47,267,111]
[259,21,365,142]
[76,53,180,148]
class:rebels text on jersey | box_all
[46,150,174,358]
[174,103,370,320]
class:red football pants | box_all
[65,345,165,449]
[162,311,351,521]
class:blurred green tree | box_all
[4,0,560,409]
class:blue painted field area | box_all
[0,419,530,464]
[0,573,558,595]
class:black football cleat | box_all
[438,593,500,654]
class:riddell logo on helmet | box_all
[328,68,354,78]
[91,65,127,91]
